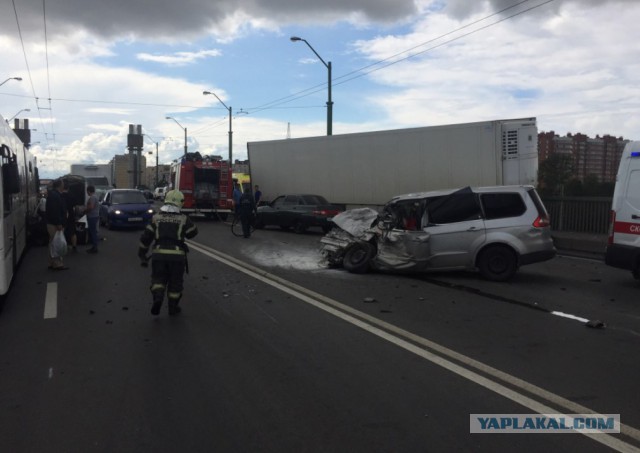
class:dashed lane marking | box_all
[44,282,58,319]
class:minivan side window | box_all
[480,193,526,219]
[426,191,482,224]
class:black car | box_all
[254,194,343,234]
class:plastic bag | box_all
[51,230,68,258]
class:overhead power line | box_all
[4,0,555,142]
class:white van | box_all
[153,186,167,201]
[605,141,640,279]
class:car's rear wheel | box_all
[322,225,332,234]
[343,242,375,274]
[293,221,306,234]
[478,245,517,281]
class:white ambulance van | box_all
[605,141,640,279]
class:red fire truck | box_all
[170,153,234,218]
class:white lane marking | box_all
[44,282,58,319]
[48,368,53,379]
[189,240,640,449]
[551,311,590,323]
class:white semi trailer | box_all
[247,118,538,208]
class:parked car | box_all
[153,186,168,201]
[254,194,343,234]
[99,189,154,229]
[320,185,556,281]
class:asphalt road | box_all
[0,218,638,452]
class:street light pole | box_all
[7,108,30,122]
[290,36,333,136]
[165,116,187,158]
[202,91,233,165]
[0,77,22,87]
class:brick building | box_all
[538,131,629,183]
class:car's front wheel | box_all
[477,245,517,281]
[343,242,376,274]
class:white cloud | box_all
[136,49,222,66]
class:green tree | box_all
[564,178,583,196]
[538,154,574,196]
[582,174,601,196]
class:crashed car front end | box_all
[320,206,431,273]
[320,228,359,267]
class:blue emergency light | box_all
[631,152,640,157]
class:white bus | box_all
[0,115,38,296]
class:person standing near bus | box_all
[45,179,68,270]
[61,181,78,252]
[85,185,100,254]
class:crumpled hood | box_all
[331,208,379,237]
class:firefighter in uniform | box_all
[138,190,198,316]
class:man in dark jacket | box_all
[138,190,198,316]
[45,179,68,270]
[237,190,256,238]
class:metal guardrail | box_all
[542,196,611,234]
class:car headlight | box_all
[147,209,154,214]
[114,210,122,215]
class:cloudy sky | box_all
[1,0,638,178]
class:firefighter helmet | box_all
[164,190,184,209]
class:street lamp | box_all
[0,77,22,87]
[143,134,159,187]
[7,108,30,122]
[290,36,333,136]
[165,116,187,158]
[202,90,233,165]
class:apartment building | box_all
[538,131,629,183]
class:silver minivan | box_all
[320,185,556,281]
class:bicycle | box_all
[231,213,256,237]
